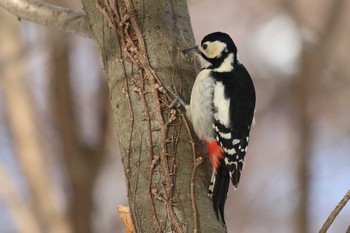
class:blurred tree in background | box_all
[0,1,110,232]
[0,0,350,233]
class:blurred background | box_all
[0,0,349,232]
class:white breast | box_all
[188,69,215,141]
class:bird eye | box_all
[202,44,208,50]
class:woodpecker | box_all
[179,32,256,224]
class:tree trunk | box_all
[81,0,226,232]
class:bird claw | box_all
[168,98,180,108]
[166,85,187,108]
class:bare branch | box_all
[319,190,350,233]
[0,0,92,38]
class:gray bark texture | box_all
[81,0,226,232]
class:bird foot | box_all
[166,85,187,108]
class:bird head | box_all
[182,32,238,70]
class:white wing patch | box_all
[224,157,234,165]
[219,132,231,139]
[223,147,236,155]
[213,82,230,127]
[232,139,240,145]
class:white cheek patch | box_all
[201,41,227,59]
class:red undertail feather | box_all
[207,140,224,173]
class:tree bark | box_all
[81,0,226,232]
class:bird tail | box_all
[207,140,229,224]
[208,163,230,224]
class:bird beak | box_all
[182,46,199,56]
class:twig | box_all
[181,113,201,232]
[0,0,91,38]
[117,206,134,233]
[319,189,350,233]
[191,157,203,233]
[148,155,162,232]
